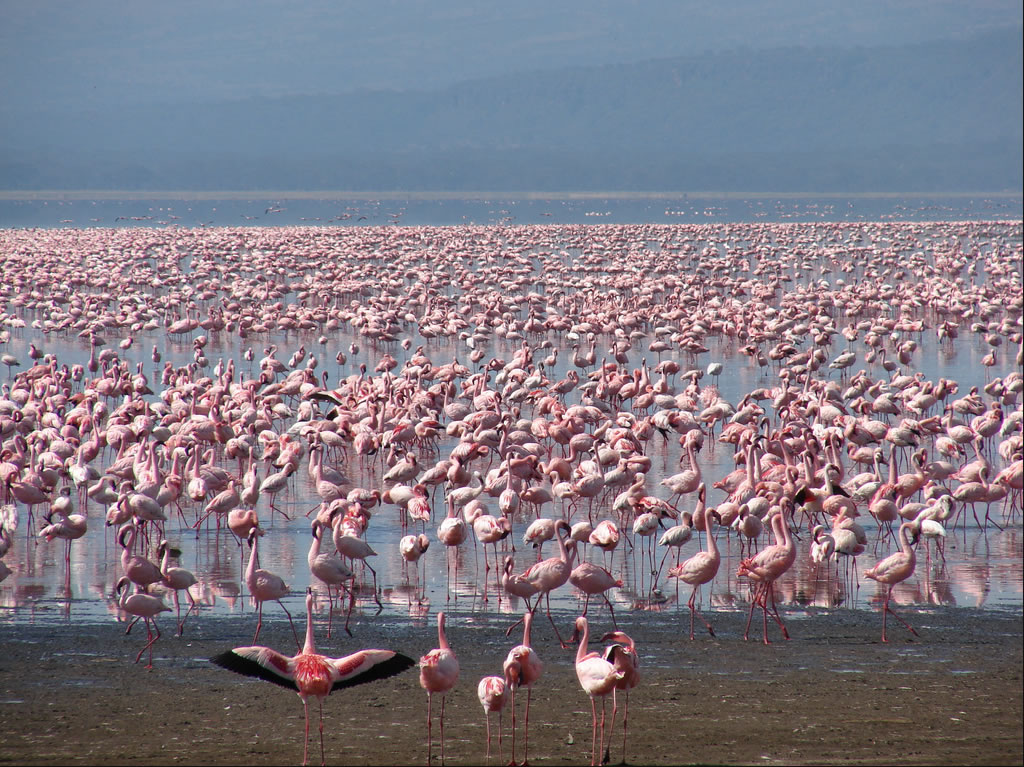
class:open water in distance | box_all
[0,193,1021,230]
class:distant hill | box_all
[1,26,1020,192]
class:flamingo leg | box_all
[689,585,715,639]
[139,618,161,669]
[179,589,198,636]
[505,600,533,638]
[446,552,453,602]
[509,685,517,766]
[302,699,310,767]
[365,561,384,610]
[497,708,503,763]
[253,601,264,644]
[484,710,492,759]
[277,598,301,650]
[522,686,532,767]
[543,591,569,649]
[325,586,335,639]
[743,584,759,641]
[344,586,355,637]
[882,586,919,641]
[590,697,598,767]
[318,699,326,767]
[622,689,630,766]
[766,584,790,640]
[440,694,447,766]
[426,692,433,766]
[605,689,619,766]
[172,591,183,636]
[652,547,672,592]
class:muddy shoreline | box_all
[1,606,1020,766]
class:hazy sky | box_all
[3,0,1021,107]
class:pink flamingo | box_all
[737,501,796,644]
[308,520,354,638]
[588,519,621,569]
[37,491,87,570]
[117,522,163,592]
[114,575,171,669]
[473,511,512,598]
[501,555,542,634]
[600,630,640,766]
[157,539,198,636]
[516,520,576,647]
[212,588,414,766]
[660,430,703,504]
[504,610,543,766]
[667,509,723,639]
[245,527,301,649]
[570,560,623,627]
[330,505,384,611]
[477,672,511,762]
[436,493,468,600]
[419,611,460,766]
[573,616,624,767]
[863,521,920,642]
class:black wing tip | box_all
[331,652,417,692]
[210,648,299,692]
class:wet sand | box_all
[1,606,1020,766]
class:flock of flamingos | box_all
[1,215,1022,765]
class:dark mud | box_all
[1,605,1021,766]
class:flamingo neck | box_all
[303,594,317,655]
[437,613,450,650]
[575,619,590,663]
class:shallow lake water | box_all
[0,199,1021,639]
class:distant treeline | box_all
[2,27,1020,192]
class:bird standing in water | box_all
[863,521,920,642]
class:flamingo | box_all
[308,520,354,638]
[863,521,921,642]
[501,555,542,628]
[737,501,796,644]
[600,630,640,766]
[667,509,723,639]
[419,611,460,766]
[504,610,543,766]
[588,519,621,569]
[211,588,414,766]
[118,522,163,592]
[570,560,623,627]
[523,516,558,560]
[245,527,301,649]
[473,511,512,596]
[660,430,703,503]
[477,672,510,762]
[156,539,198,636]
[330,505,384,612]
[517,520,576,647]
[655,508,695,587]
[37,492,87,570]
[400,532,431,565]
[573,616,625,767]
[114,575,171,669]
[436,493,468,600]
[259,463,295,519]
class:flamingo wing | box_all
[211,646,299,692]
[327,649,415,691]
